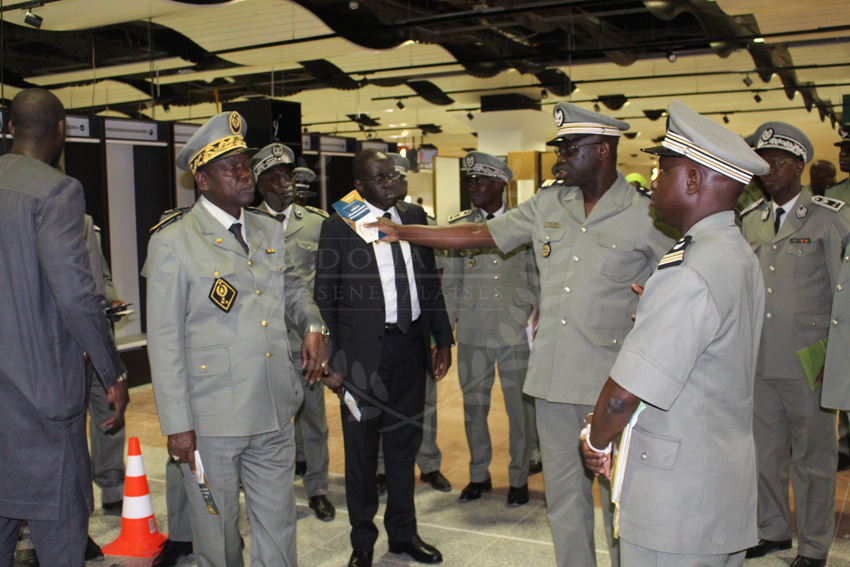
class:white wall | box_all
[433,156,461,226]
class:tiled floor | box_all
[80,348,850,566]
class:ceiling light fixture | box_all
[742,75,753,87]
[466,112,474,121]
[541,89,548,100]
[24,10,43,29]
[163,103,171,113]
[722,115,730,124]
[593,103,601,113]
[666,50,677,63]
[396,100,405,110]
[753,93,762,103]
[753,37,765,43]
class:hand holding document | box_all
[611,401,647,537]
[333,190,381,243]
[193,451,220,515]
[796,338,827,391]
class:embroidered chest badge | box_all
[209,278,238,312]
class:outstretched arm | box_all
[368,217,496,250]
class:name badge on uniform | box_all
[544,222,561,229]
[209,278,237,313]
[542,243,552,258]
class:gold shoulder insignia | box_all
[635,186,652,198]
[812,195,845,212]
[150,208,190,234]
[449,209,473,222]
[305,205,329,218]
[657,235,692,270]
[540,179,565,188]
[739,198,765,217]
[246,207,278,220]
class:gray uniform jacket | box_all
[740,187,850,379]
[442,207,538,347]
[826,178,850,203]
[824,253,850,410]
[486,173,675,405]
[0,154,126,520]
[84,215,119,304]
[142,201,323,437]
[611,211,764,554]
[278,203,326,353]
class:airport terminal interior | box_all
[3,0,850,565]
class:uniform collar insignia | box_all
[294,207,303,218]
[796,205,807,218]
[761,208,770,221]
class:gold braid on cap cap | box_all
[467,163,510,183]
[556,121,623,138]
[253,154,293,178]
[189,135,247,174]
[663,131,752,184]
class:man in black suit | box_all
[315,149,453,567]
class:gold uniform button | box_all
[494,275,499,280]
[278,266,283,271]
[262,320,268,327]
[492,259,498,265]
[613,339,619,344]
[641,453,647,460]
[201,365,206,370]
[560,319,567,326]
[267,352,272,358]
[772,245,778,250]
[769,266,775,271]
[248,260,253,267]
[767,288,772,294]
[838,285,843,291]
[833,319,839,326]
[256,290,261,295]
[214,271,220,277]
[565,287,571,293]
[766,313,772,319]
[573,256,579,262]
[494,293,500,299]
[581,227,587,233]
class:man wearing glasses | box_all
[315,149,454,567]
[253,143,336,522]
[740,122,850,567]
[371,103,676,567]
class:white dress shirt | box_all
[265,201,292,232]
[200,195,246,241]
[486,202,507,219]
[363,200,421,324]
[772,193,800,232]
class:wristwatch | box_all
[308,324,330,341]
[115,371,128,383]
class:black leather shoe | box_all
[309,494,336,521]
[745,538,793,558]
[348,549,373,567]
[388,534,442,564]
[294,461,307,477]
[790,557,826,567]
[528,460,543,475]
[507,484,529,506]
[152,539,194,567]
[85,536,103,561]
[839,453,850,471]
[459,478,492,502]
[420,470,452,492]
[102,499,123,516]
[376,473,387,496]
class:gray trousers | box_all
[620,539,744,567]
[181,424,297,567]
[378,373,442,475]
[0,432,88,567]
[457,342,532,487]
[87,366,126,504]
[165,457,193,542]
[536,399,619,567]
[527,395,541,462]
[293,354,331,498]
[753,375,837,559]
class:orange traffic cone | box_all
[102,437,168,557]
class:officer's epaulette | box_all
[812,195,845,212]
[246,207,278,220]
[657,235,692,270]
[739,198,765,217]
[304,205,329,218]
[150,207,191,234]
[540,179,563,188]
[448,209,473,222]
[635,186,652,198]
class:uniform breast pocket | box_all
[596,234,642,283]
[621,427,682,525]
[786,243,820,277]
[185,346,234,416]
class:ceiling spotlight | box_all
[666,50,677,63]
[722,115,730,124]
[396,100,405,110]
[163,103,171,113]
[753,93,762,103]
[24,10,43,29]
[466,112,474,121]
[742,75,753,87]
[303,127,309,133]
[541,89,549,100]
[753,37,765,43]
[593,103,601,113]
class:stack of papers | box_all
[611,401,646,538]
[333,190,380,243]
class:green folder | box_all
[796,338,828,391]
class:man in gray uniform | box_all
[371,102,676,567]
[582,100,768,567]
[826,125,850,202]
[740,121,850,567]
[293,167,318,208]
[0,88,128,566]
[143,111,329,567]
[252,144,335,521]
[83,215,127,517]
[442,151,537,505]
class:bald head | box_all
[11,89,64,135]
[809,159,837,196]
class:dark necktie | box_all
[384,212,412,333]
[277,213,287,223]
[228,222,249,254]
[486,213,495,220]
[773,207,785,235]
